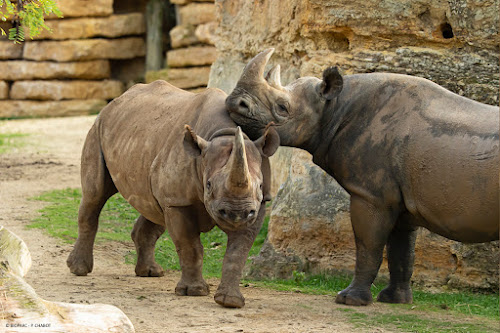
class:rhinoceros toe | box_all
[135,262,164,277]
[175,281,210,296]
[335,286,372,306]
[66,252,93,276]
[377,286,413,304]
[214,289,245,308]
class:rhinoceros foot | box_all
[214,286,245,308]
[135,262,165,277]
[175,280,210,296]
[335,286,372,306]
[377,285,413,304]
[67,248,93,276]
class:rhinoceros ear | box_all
[183,125,208,157]
[318,66,343,100]
[253,123,280,157]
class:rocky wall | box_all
[208,0,500,291]
[0,0,147,118]
[145,0,217,91]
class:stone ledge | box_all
[52,0,113,18]
[178,3,216,26]
[170,25,198,49]
[0,100,107,118]
[10,80,124,101]
[34,13,145,40]
[0,81,8,99]
[166,46,216,67]
[0,41,23,60]
[23,38,146,62]
[145,66,210,89]
[0,60,110,80]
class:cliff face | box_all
[210,0,499,106]
[209,0,499,291]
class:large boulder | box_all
[209,0,499,106]
[0,226,135,332]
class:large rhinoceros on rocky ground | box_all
[226,49,499,306]
[67,80,279,308]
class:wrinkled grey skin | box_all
[226,49,499,306]
[67,80,279,308]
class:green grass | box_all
[0,132,28,153]
[30,188,268,278]
[345,310,498,333]
[30,188,499,328]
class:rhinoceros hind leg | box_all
[132,215,166,277]
[335,196,398,306]
[67,125,117,276]
[166,206,210,296]
[377,215,417,304]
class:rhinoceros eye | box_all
[277,103,288,115]
[206,180,212,190]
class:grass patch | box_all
[346,311,497,333]
[30,188,499,328]
[30,188,269,278]
[30,188,138,243]
[0,132,28,153]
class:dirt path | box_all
[0,116,405,332]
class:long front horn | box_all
[239,48,275,84]
[227,127,250,189]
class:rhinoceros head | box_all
[183,124,279,231]
[226,48,343,149]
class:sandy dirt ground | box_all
[0,116,413,333]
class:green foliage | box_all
[0,0,62,43]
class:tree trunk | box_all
[146,0,165,72]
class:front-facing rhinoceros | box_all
[226,49,499,306]
[67,80,279,308]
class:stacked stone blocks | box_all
[0,0,146,118]
[145,0,217,91]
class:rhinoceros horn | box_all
[227,127,250,189]
[265,64,282,88]
[239,48,275,84]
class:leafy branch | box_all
[0,0,62,43]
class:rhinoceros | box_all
[226,49,499,306]
[67,80,279,308]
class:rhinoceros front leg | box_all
[377,216,417,304]
[335,195,397,306]
[214,205,266,308]
[165,206,210,296]
[132,215,166,277]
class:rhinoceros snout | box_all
[217,208,256,224]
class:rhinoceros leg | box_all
[165,206,210,296]
[67,125,117,276]
[377,215,417,304]
[214,204,266,308]
[335,195,397,306]
[132,215,166,277]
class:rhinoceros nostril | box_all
[239,100,249,111]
